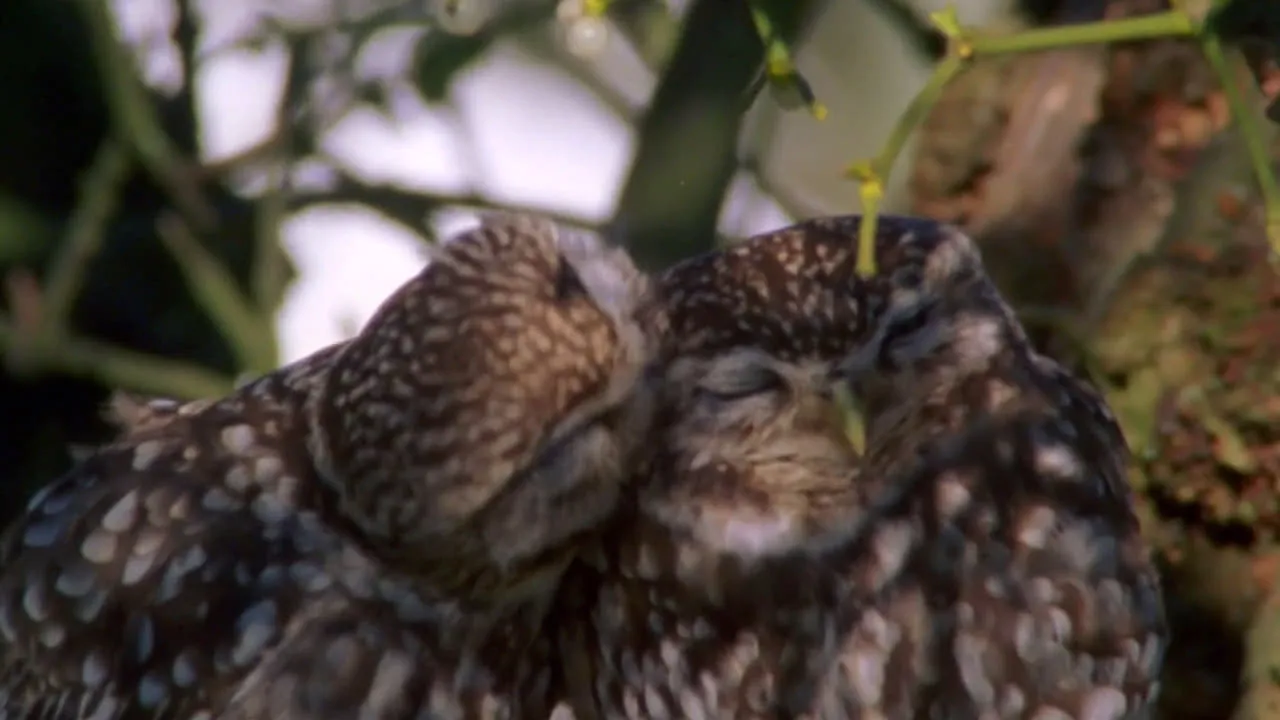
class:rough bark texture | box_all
[910,2,1280,717]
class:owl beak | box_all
[825,371,867,455]
[797,372,865,456]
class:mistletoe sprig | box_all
[747,1,1280,277]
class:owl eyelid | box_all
[880,300,937,354]
[695,368,787,402]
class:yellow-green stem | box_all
[158,214,277,375]
[747,1,774,43]
[1197,28,1280,255]
[857,189,883,278]
[0,316,234,399]
[873,53,967,188]
[853,52,967,277]
[39,141,129,343]
[845,4,1233,277]
[77,0,214,229]
[968,11,1195,55]
[251,156,287,367]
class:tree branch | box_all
[288,173,605,236]
[608,0,820,271]
[75,0,215,229]
[0,315,235,399]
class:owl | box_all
[0,213,655,718]
[99,393,190,436]
[553,214,1166,720]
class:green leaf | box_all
[928,4,964,40]
[1207,0,1280,45]
[413,30,496,103]
[1207,0,1280,127]
[0,194,57,266]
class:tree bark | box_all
[909,2,1280,716]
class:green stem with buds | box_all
[768,1,1280,276]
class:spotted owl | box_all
[0,213,655,719]
[553,215,1167,720]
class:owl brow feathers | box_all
[648,214,988,364]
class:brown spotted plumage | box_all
[554,215,1166,720]
[0,214,654,719]
[101,393,190,435]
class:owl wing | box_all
[936,411,1165,719]
[832,408,1166,720]
[0,422,344,718]
[220,583,572,720]
[217,592,433,720]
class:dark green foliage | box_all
[0,0,292,527]
[1206,0,1280,123]
[413,1,557,103]
[415,31,498,102]
[1207,0,1280,47]
[610,0,820,271]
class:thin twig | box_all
[38,140,130,343]
[157,213,277,375]
[847,50,968,277]
[75,0,216,230]
[289,174,604,234]
[1191,9,1280,255]
[0,315,235,399]
[965,11,1195,53]
[0,135,236,402]
[841,5,1230,278]
[252,158,288,363]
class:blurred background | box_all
[1,0,1279,716]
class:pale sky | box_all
[109,0,793,364]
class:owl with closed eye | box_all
[553,214,1166,720]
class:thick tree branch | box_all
[608,0,819,271]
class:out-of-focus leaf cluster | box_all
[1206,0,1280,123]
[0,0,816,523]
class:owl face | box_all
[665,348,848,450]
[641,347,864,568]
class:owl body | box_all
[0,345,558,719]
[555,346,868,719]
[816,349,1164,720]
[0,215,654,719]
[0,351,357,717]
[556,214,1165,720]
[218,580,568,720]
[558,509,850,719]
[821,226,1165,719]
